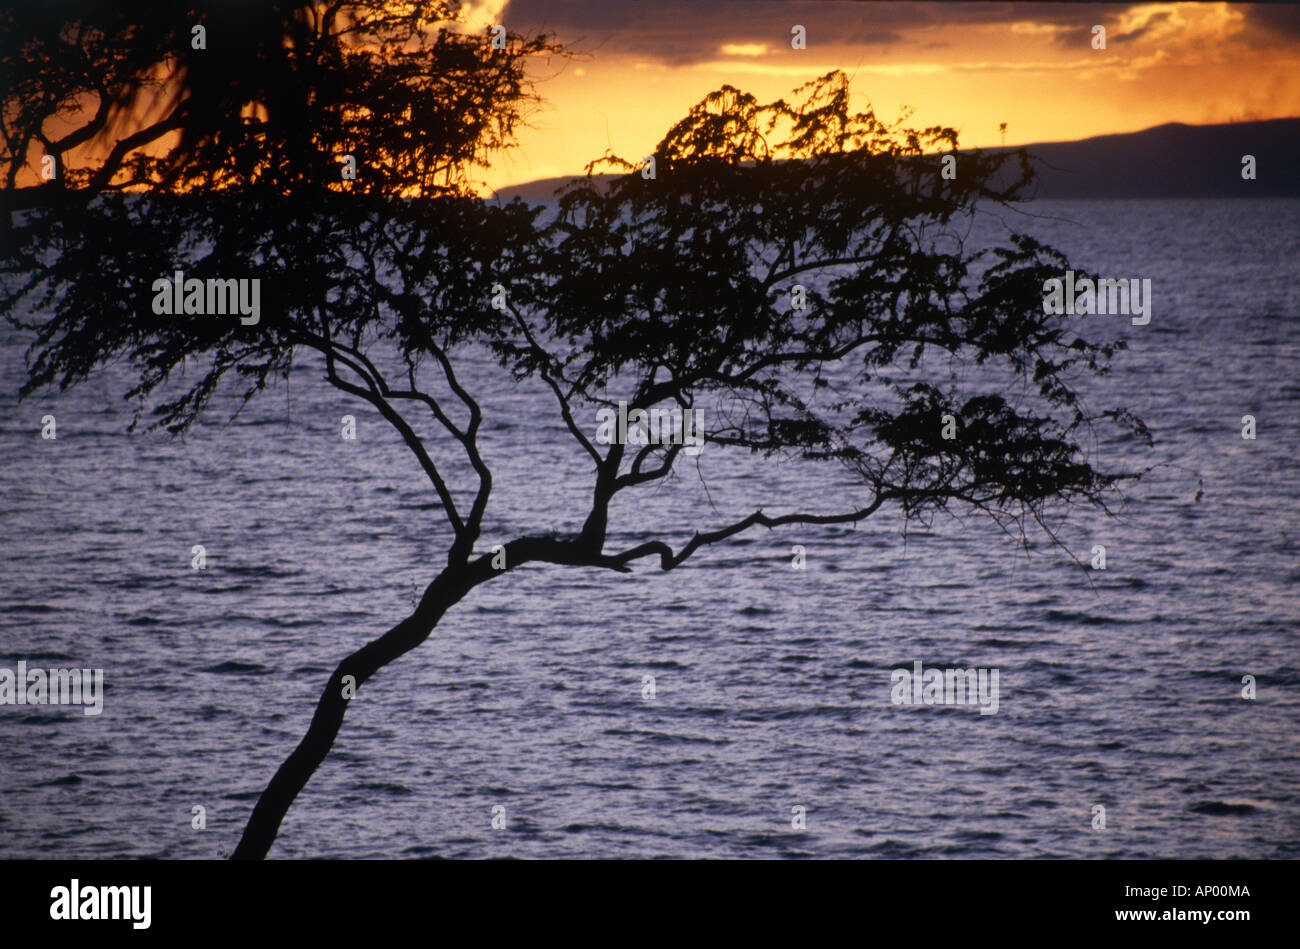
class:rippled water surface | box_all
[2,199,1298,858]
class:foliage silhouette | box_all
[3,6,1148,857]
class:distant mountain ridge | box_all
[491,117,1300,201]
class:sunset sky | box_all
[469,1,1300,193]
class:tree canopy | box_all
[1,0,552,201]
[2,5,1149,857]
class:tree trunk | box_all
[230,567,472,859]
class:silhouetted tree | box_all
[3,4,1148,858]
[1,0,548,206]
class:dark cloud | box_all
[503,1,1138,64]
[1046,3,1300,50]
[1047,4,1300,51]
[1242,3,1300,44]
[1041,4,1145,49]
[503,2,1300,65]
[1111,10,1170,46]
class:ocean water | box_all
[1,198,1298,859]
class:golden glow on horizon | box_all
[11,2,1298,197]
[477,1,1300,194]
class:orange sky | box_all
[471,1,1300,193]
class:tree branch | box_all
[605,494,890,570]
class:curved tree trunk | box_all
[231,566,473,859]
